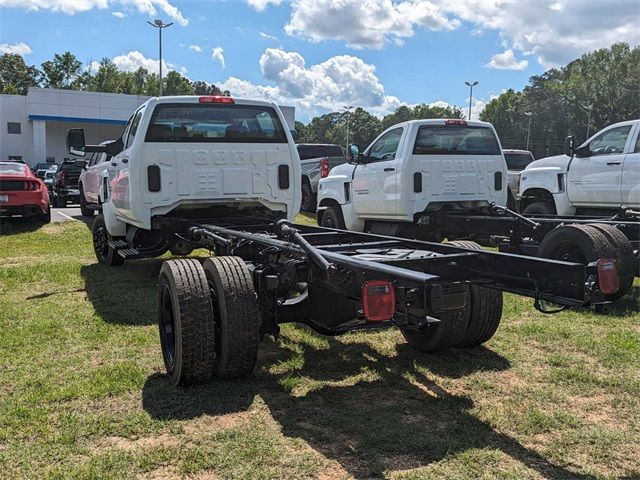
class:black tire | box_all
[538,224,619,300]
[523,201,555,215]
[587,223,636,300]
[158,259,216,386]
[79,186,94,217]
[300,181,316,212]
[506,187,517,211]
[319,205,346,229]
[202,256,260,379]
[92,213,125,267]
[447,241,504,347]
[39,206,51,223]
[401,307,469,353]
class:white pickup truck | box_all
[67,95,300,265]
[519,119,640,215]
[316,119,507,233]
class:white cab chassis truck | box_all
[519,119,640,216]
[317,119,638,303]
[67,103,628,386]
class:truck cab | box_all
[519,119,640,215]
[317,119,507,232]
[67,95,301,265]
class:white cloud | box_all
[112,50,169,75]
[0,0,188,26]
[0,42,32,55]
[189,44,203,52]
[246,0,281,11]
[285,0,459,49]
[259,31,278,41]
[486,49,528,70]
[218,48,401,117]
[438,0,640,68]
[211,47,225,69]
[112,10,125,17]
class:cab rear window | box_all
[145,104,287,143]
[413,125,500,155]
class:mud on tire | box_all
[158,259,216,386]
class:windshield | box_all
[413,125,501,155]
[0,163,26,175]
[297,145,344,160]
[504,152,534,170]
[146,103,287,143]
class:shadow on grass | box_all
[609,286,640,315]
[79,259,165,325]
[0,217,49,236]
[141,333,605,479]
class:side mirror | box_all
[348,144,360,162]
[563,135,574,158]
[67,128,86,157]
[75,159,88,169]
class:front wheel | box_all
[319,205,346,229]
[92,213,124,266]
[523,201,554,215]
[79,187,94,217]
[300,182,316,212]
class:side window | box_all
[367,128,403,162]
[120,115,134,146]
[87,153,96,167]
[589,125,632,155]
[126,107,145,149]
[634,130,640,153]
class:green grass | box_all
[0,218,639,479]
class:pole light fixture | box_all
[343,105,354,153]
[147,19,173,96]
[465,81,478,120]
[524,112,533,151]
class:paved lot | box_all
[51,206,85,222]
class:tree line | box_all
[0,51,225,97]
[480,43,640,158]
[2,43,637,156]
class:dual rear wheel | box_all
[158,257,260,386]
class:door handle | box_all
[111,162,118,167]
[606,162,621,166]
[384,168,395,172]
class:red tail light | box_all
[58,172,67,188]
[597,258,619,295]
[320,158,330,178]
[445,119,467,126]
[199,96,234,104]
[362,280,395,322]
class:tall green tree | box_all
[163,71,195,96]
[0,53,39,94]
[40,51,83,89]
[193,80,222,95]
[90,58,121,93]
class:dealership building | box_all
[0,88,295,168]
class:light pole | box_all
[147,19,173,96]
[343,105,354,153]
[524,112,533,151]
[465,81,478,120]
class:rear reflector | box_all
[362,280,395,322]
[320,158,330,178]
[445,119,467,126]
[199,96,235,104]
[597,258,619,295]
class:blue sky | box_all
[1,0,638,121]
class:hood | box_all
[327,162,356,178]
[525,154,570,172]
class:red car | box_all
[0,161,51,222]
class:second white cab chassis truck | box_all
[317,119,639,304]
[68,99,625,386]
